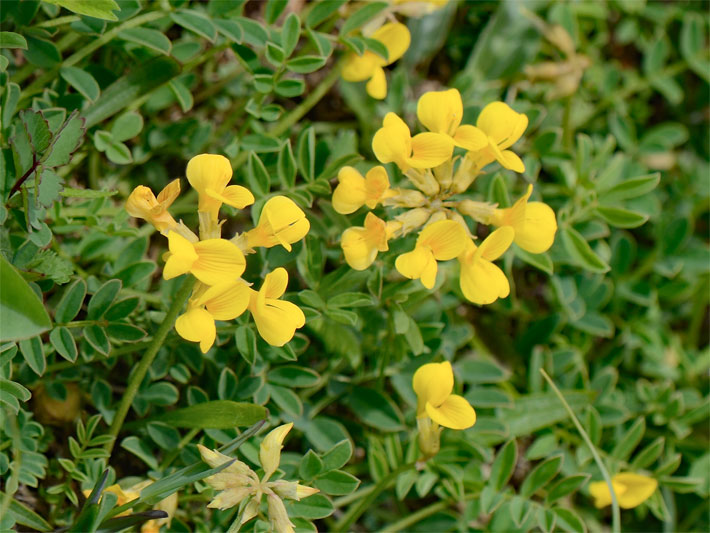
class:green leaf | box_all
[595,206,649,229]
[327,292,373,308]
[24,36,61,67]
[171,10,217,42]
[43,0,120,20]
[111,111,144,142]
[347,386,404,431]
[54,278,86,323]
[286,55,327,74]
[49,326,78,362]
[287,494,334,519]
[611,417,645,462]
[281,13,301,57]
[306,0,347,28]
[235,17,268,47]
[105,139,133,164]
[153,400,267,429]
[456,359,509,384]
[0,32,28,49]
[265,0,289,24]
[321,439,353,471]
[268,366,320,387]
[61,187,118,198]
[499,391,592,437]
[5,492,52,531]
[270,384,303,417]
[83,56,180,128]
[553,507,587,533]
[214,19,243,43]
[340,2,389,35]
[106,322,146,342]
[42,112,86,168]
[241,133,281,152]
[277,139,297,188]
[297,126,316,181]
[275,78,305,97]
[514,246,553,274]
[546,474,589,503]
[630,437,665,470]
[0,255,51,342]
[87,279,122,319]
[299,450,324,480]
[121,436,158,469]
[19,336,45,376]
[84,324,110,355]
[2,82,20,128]
[169,79,193,112]
[247,151,270,196]
[235,325,257,365]
[60,66,100,101]
[598,173,660,203]
[520,455,563,497]
[21,109,52,153]
[560,227,610,273]
[118,27,172,55]
[104,297,140,321]
[314,470,360,495]
[488,439,517,491]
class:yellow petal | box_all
[260,422,293,480]
[261,267,289,300]
[332,166,367,214]
[372,22,411,65]
[267,492,295,533]
[395,246,437,288]
[412,361,454,414]
[341,227,378,271]
[487,140,525,172]
[163,231,198,280]
[264,196,310,251]
[208,487,252,510]
[407,132,454,169]
[476,102,528,149]
[341,52,377,82]
[197,444,254,478]
[614,473,658,509]
[156,179,181,207]
[515,202,557,254]
[372,112,411,169]
[191,239,246,285]
[417,219,467,260]
[209,185,255,210]
[366,66,387,99]
[175,307,216,353]
[364,166,391,209]
[425,394,476,430]
[459,258,510,305]
[453,125,488,151]
[197,280,251,321]
[477,226,514,261]
[589,479,627,509]
[251,297,305,347]
[417,88,463,135]
[186,154,233,212]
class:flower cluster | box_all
[126,154,309,352]
[198,423,318,533]
[332,88,557,305]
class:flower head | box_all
[412,361,476,429]
[489,184,557,254]
[458,227,514,305]
[341,22,411,99]
[246,196,310,252]
[341,213,397,270]
[372,112,454,172]
[417,89,487,151]
[163,231,246,286]
[125,179,180,234]
[395,219,467,289]
[589,473,658,509]
[186,154,255,222]
[472,102,529,172]
[332,166,394,214]
[248,268,305,346]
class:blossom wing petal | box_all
[425,394,476,429]
[417,88,463,134]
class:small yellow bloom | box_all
[81,484,140,515]
[417,89,487,151]
[186,154,255,222]
[267,492,295,533]
[270,480,320,501]
[473,102,529,173]
[489,184,557,254]
[197,444,260,510]
[163,231,246,286]
[245,196,310,252]
[261,423,293,481]
[458,227,514,305]
[248,268,306,346]
[589,473,658,509]
[341,213,396,271]
[332,166,394,214]
[413,360,475,429]
[125,179,180,234]
[341,22,411,99]
[372,112,454,171]
[175,280,251,353]
[395,219,467,289]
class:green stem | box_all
[34,15,81,27]
[381,499,450,533]
[333,462,416,532]
[103,276,195,455]
[540,369,620,533]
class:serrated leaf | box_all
[43,112,86,168]
[60,66,100,101]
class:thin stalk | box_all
[333,462,416,532]
[104,276,195,455]
[381,500,450,533]
[540,369,620,533]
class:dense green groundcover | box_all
[0,0,708,532]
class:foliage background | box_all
[0,0,708,532]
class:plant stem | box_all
[103,276,195,455]
[333,462,416,532]
[381,499,450,533]
[540,369,620,533]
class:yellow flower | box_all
[417,89,487,151]
[395,219,467,289]
[489,184,557,254]
[82,484,140,515]
[458,227,514,305]
[197,444,260,510]
[248,268,306,346]
[589,473,658,509]
[372,112,454,171]
[341,22,411,99]
[413,361,475,429]
[473,102,529,172]
[261,422,293,481]
[341,213,396,270]
[163,231,246,286]
[125,179,180,234]
[332,166,394,214]
[175,280,251,353]
[245,196,310,252]
[186,154,255,222]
